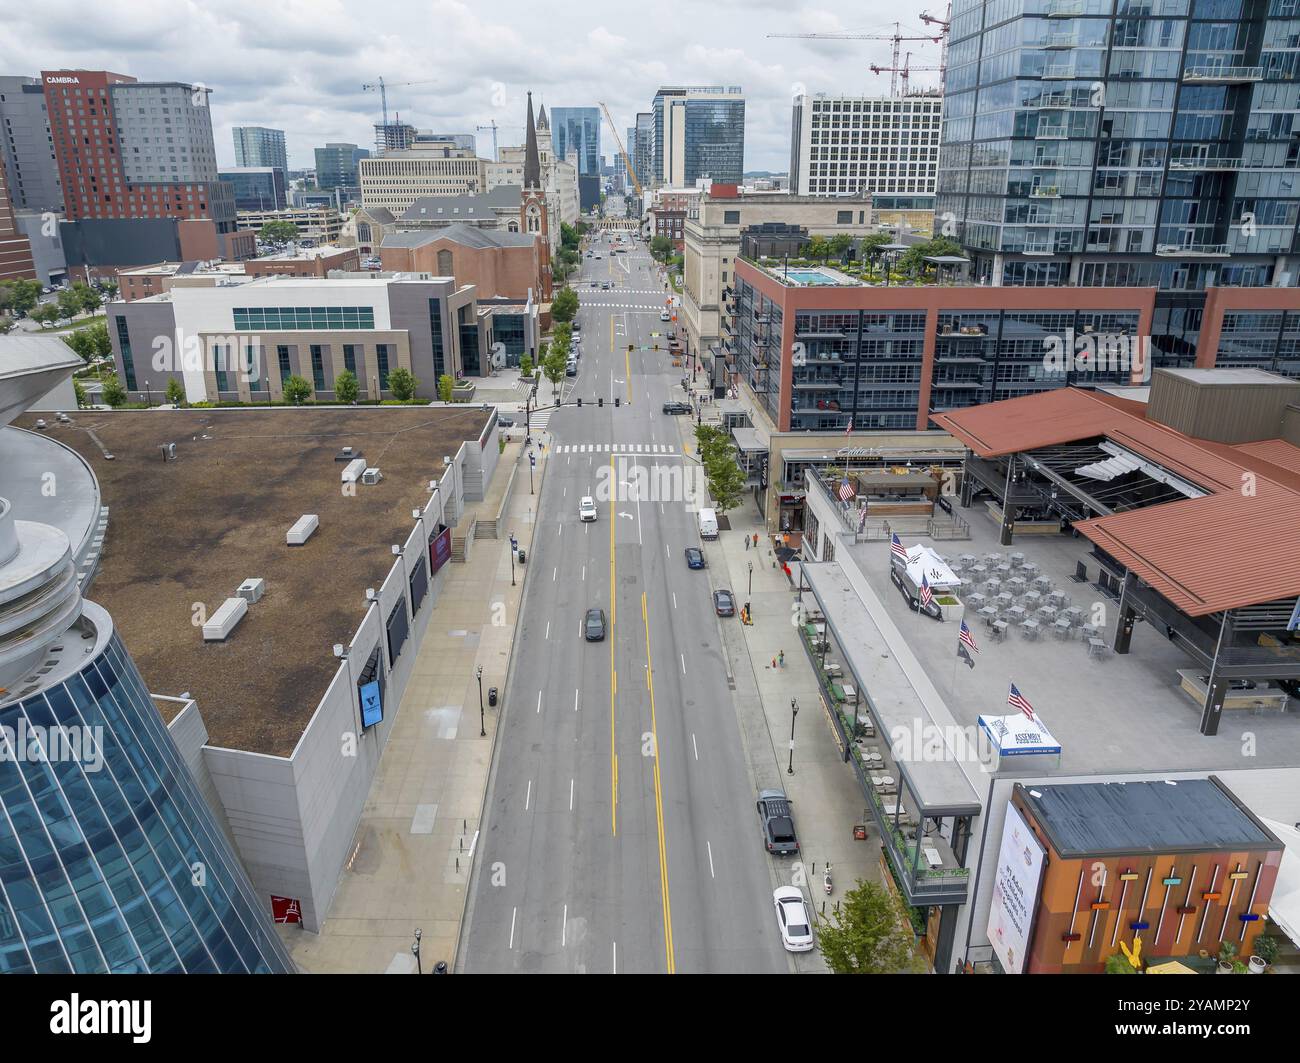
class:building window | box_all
[724,210,740,225]
[428,299,445,379]
[343,344,357,375]
[376,344,390,390]
[214,344,229,393]
[114,316,136,390]
[310,345,325,390]
[437,249,453,275]
[277,345,291,384]
[837,210,852,224]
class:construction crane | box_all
[870,53,942,95]
[475,120,522,163]
[597,101,641,198]
[920,6,953,84]
[362,77,438,134]
[766,23,942,96]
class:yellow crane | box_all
[598,102,641,197]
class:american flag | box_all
[891,532,907,561]
[959,619,978,653]
[838,478,855,502]
[845,416,854,436]
[919,574,933,608]
[1008,681,1036,721]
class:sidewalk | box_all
[674,412,883,940]
[286,438,547,973]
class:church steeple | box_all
[523,91,542,191]
[537,102,549,130]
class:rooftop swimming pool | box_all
[780,269,845,286]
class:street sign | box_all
[529,452,536,467]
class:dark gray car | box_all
[584,607,607,641]
[756,789,799,856]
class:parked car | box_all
[662,401,691,415]
[565,358,577,376]
[772,887,815,952]
[496,414,515,428]
[579,496,597,522]
[684,547,705,570]
[756,789,799,855]
[584,607,607,641]
[713,589,735,617]
[660,310,671,321]
[601,281,611,290]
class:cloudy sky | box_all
[1,0,940,173]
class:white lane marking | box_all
[525,780,532,810]
[582,564,586,580]
[569,778,575,811]
[707,841,715,879]
[563,487,566,497]
[536,690,543,715]
[692,733,699,760]
[681,653,686,675]
[545,621,550,640]
[665,543,670,558]
[612,941,617,974]
[562,904,568,947]
[509,906,518,949]
[574,688,579,712]
[553,567,557,581]
[672,592,677,609]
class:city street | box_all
[460,232,792,973]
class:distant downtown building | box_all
[549,107,601,176]
[0,75,63,211]
[232,125,287,175]
[0,340,296,972]
[218,166,287,211]
[359,143,487,214]
[0,157,36,279]
[935,0,1300,372]
[314,142,369,191]
[789,92,943,197]
[650,87,745,187]
[633,112,654,191]
[41,70,253,268]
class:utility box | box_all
[237,578,265,604]
[287,514,319,545]
[362,467,383,485]
[342,458,367,483]
[203,597,248,641]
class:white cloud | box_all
[0,0,937,171]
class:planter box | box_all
[937,597,964,624]
[451,385,476,403]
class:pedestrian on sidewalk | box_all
[778,650,785,668]
[752,533,759,549]
[745,535,749,551]
[771,656,777,669]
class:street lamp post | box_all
[412,927,423,974]
[509,533,517,587]
[748,560,753,596]
[787,698,799,775]
[476,665,485,737]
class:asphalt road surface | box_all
[460,232,791,973]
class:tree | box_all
[704,450,747,515]
[30,304,61,328]
[165,378,186,406]
[73,282,101,314]
[559,222,581,251]
[859,233,894,279]
[282,374,312,404]
[73,379,87,408]
[101,374,127,409]
[334,369,359,404]
[387,366,418,402]
[551,286,579,324]
[899,236,966,281]
[806,235,830,263]
[827,233,853,262]
[816,879,922,974]
[437,373,455,403]
[64,321,110,362]
[542,341,567,398]
[649,235,673,262]
[519,353,533,377]
[0,278,42,316]
[63,328,96,363]
[0,315,14,336]
[259,221,300,243]
[56,288,83,320]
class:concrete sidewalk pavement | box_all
[286,438,548,973]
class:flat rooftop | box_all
[844,508,1300,778]
[13,406,491,757]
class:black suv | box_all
[584,607,607,641]
[756,789,799,856]
[662,401,691,415]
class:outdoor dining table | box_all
[1008,577,1027,595]
[1081,623,1102,640]
[1020,618,1041,640]
[1039,604,1059,623]
[970,565,988,581]
[1087,637,1108,658]
[985,578,1002,595]
[984,553,1002,565]
[1064,606,1084,624]
[1020,562,1039,578]
[1033,576,1052,592]
[996,592,1014,609]
[1053,617,1073,638]
[967,592,987,610]
[1009,552,1025,567]
[996,563,1013,578]
[1024,590,1042,607]
[978,606,998,626]
[991,620,1009,641]
[1049,590,1068,607]
[1009,605,1027,622]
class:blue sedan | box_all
[685,547,705,570]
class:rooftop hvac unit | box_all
[237,578,265,604]
[362,467,383,485]
[202,597,248,641]
[341,457,368,483]
[286,514,319,545]
[334,446,359,463]
[159,442,177,461]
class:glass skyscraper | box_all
[232,126,288,176]
[549,107,601,176]
[651,87,746,186]
[936,0,1300,367]
[0,348,294,974]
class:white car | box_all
[659,310,671,322]
[579,496,598,522]
[773,887,815,952]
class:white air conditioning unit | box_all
[203,597,248,641]
[342,457,367,483]
[237,578,265,604]
[287,514,319,545]
[362,467,383,485]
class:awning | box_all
[901,544,962,589]
[1261,818,1300,947]
[978,712,1062,757]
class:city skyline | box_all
[0,0,940,172]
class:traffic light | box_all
[615,397,621,408]
[598,397,604,407]
[627,344,634,353]
[577,397,582,407]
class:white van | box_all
[698,508,718,540]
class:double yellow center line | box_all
[642,592,675,973]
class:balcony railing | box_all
[1029,185,1061,198]
[1041,65,1077,79]
[1155,242,1230,257]
[1046,0,1084,15]
[1032,93,1074,108]
[1043,32,1077,48]
[1169,154,1245,171]
[1182,65,1263,84]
